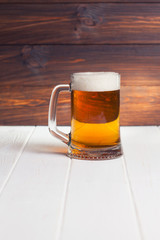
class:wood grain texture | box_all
[1,0,160,2]
[0,86,159,125]
[0,87,71,125]
[121,86,160,125]
[1,45,160,87]
[1,3,160,44]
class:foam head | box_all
[71,72,120,92]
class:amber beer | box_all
[70,72,120,149]
[48,71,122,160]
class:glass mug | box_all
[48,72,122,160]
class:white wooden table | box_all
[0,126,160,240]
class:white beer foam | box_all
[71,72,120,91]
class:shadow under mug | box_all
[48,72,123,160]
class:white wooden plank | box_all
[60,156,141,240]
[0,126,70,240]
[0,126,34,193]
[121,126,160,240]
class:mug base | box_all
[67,144,123,160]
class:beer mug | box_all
[48,72,122,160]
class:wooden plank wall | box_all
[0,1,160,125]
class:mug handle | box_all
[48,84,70,145]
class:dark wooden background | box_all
[0,0,160,125]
